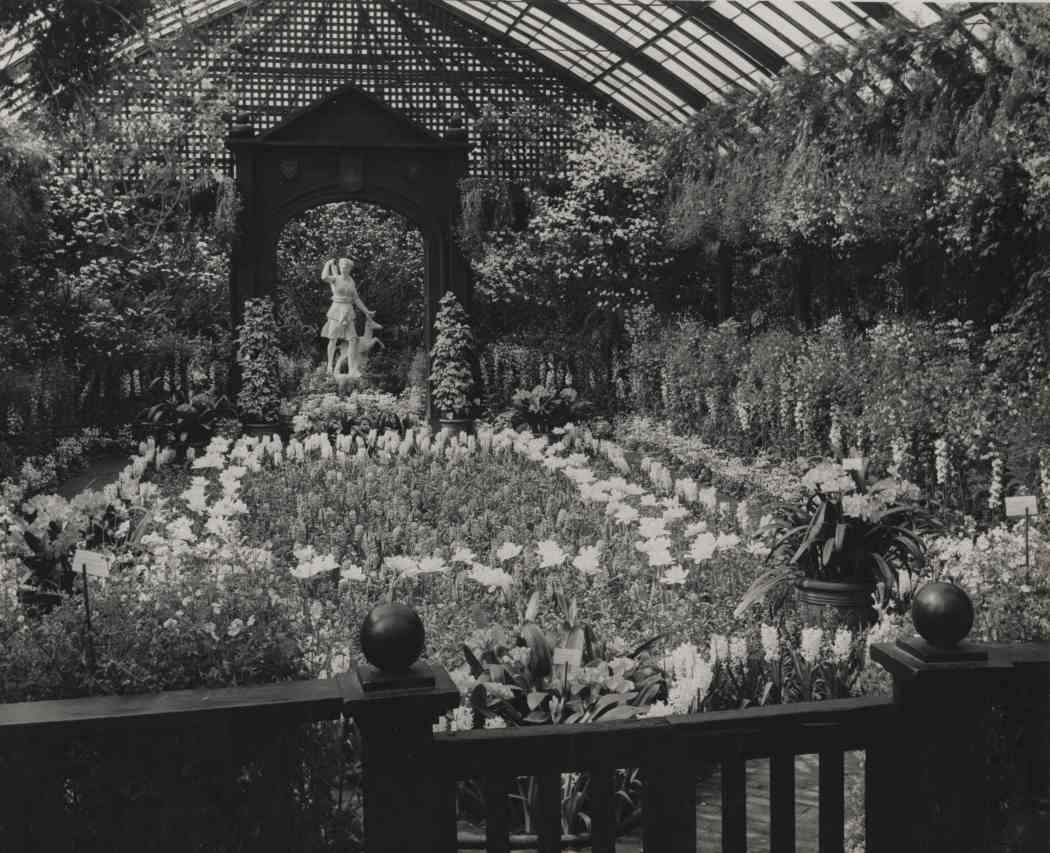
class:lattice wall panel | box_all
[35,0,629,186]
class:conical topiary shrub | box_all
[429,292,478,420]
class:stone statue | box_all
[321,258,382,381]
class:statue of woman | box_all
[321,258,379,377]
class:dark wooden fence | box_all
[1,637,1046,853]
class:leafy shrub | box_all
[505,386,590,435]
[430,293,477,419]
[236,297,282,423]
[733,329,804,454]
[661,317,707,434]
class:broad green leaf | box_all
[589,693,629,718]
[871,553,896,590]
[734,567,792,618]
[519,623,552,681]
[834,523,847,552]
[629,634,666,658]
[634,682,662,706]
[525,589,540,622]
[822,538,835,567]
[596,705,641,722]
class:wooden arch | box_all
[226,81,472,419]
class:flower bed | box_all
[1,422,1045,851]
[291,389,419,435]
[616,414,805,503]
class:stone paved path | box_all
[56,454,129,500]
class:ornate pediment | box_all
[258,82,450,149]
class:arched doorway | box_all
[274,201,425,396]
[225,82,471,420]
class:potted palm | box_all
[236,296,285,437]
[429,292,479,436]
[735,462,937,628]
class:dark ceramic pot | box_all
[241,421,283,440]
[796,578,877,629]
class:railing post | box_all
[870,582,1014,853]
[338,603,460,853]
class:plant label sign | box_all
[552,647,583,668]
[842,457,866,474]
[1005,496,1038,518]
[73,549,112,579]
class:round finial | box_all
[360,603,425,671]
[912,582,974,649]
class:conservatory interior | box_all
[0,2,1047,852]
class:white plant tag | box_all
[73,549,112,579]
[1005,496,1038,517]
[552,647,583,668]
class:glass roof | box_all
[1,1,996,124]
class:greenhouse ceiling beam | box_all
[417,0,636,123]
[673,1,785,77]
[380,0,479,117]
[835,2,913,95]
[853,2,917,27]
[926,2,997,63]
[528,0,710,110]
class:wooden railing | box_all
[429,694,898,853]
[1,632,1046,853]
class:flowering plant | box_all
[137,383,235,449]
[736,463,937,617]
[929,521,1050,642]
[290,390,415,436]
[505,385,591,435]
[429,292,478,419]
[452,588,665,728]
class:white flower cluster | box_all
[801,462,855,495]
[930,523,1048,596]
[644,641,717,717]
[988,452,1004,511]
[934,437,951,486]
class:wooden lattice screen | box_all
[38,0,630,186]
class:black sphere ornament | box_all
[360,603,425,671]
[912,582,974,649]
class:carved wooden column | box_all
[871,583,1014,853]
[339,603,460,853]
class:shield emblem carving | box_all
[279,158,299,181]
[340,153,364,191]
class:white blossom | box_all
[800,627,824,666]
